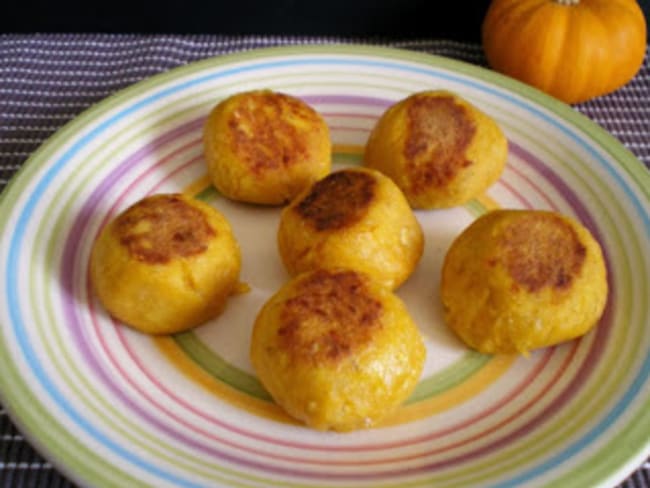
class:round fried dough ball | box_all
[90,193,241,335]
[250,268,425,431]
[203,89,331,205]
[277,167,424,290]
[364,90,508,209]
[440,209,608,354]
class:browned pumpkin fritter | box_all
[440,209,608,354]
[250,268,425,431]
[90,193,241,334]
[203,89,331,205]
[277,167,424,290]
[364,90,508,208]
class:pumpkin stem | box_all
[554,0,579,4]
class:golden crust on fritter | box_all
[113,194,216,264]
[294,169,376,231]
[440,209,608,354]
[498,212,587,293]
[277,269,383,365]
[250,269,425,431]
[203,89,331,205]
[277,167,424,290]
[364,90,508,209]
[90,193,241,335]
[404,94,476,193]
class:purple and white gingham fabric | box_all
[0,34,648,488]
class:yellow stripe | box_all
[154,337,297,425]
[157,334,517,426]
[182,173,212,197]
[474,192,501,211]
[381,354,517,426]
[169,173,513,427]
[332,143,364,156]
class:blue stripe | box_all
[5,53,650,485]
[491,351,650,487]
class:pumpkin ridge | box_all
[482,0,547,77]
[582,3,616,97]
[596,0,647,89]
[532,3,571,92]
[577,0,645,98]
[546,2,597,101]
[510,2,569,90]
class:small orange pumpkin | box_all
[482,0,647,104]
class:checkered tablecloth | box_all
[0,34,648,488]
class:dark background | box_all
[2,0,649,41]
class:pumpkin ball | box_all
[250,268,426,431]
[277,167,424,290]
[440,209,608,354]
[203,89,331,205]
[363,90,508,209]
[90,193,241,335]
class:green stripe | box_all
[0,358,145,487]
[464,198,488,216]
[189,176,494,405]
[196,183,219,200]
[333,152,363,165]
[406,352,490,403]
[175,323,491,405]
[174,331,273,401]
[550,374,650,487]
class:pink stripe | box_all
[95,137,202,230]
[497,178,535,209]
[506,164,557,210]
[322,112,378,120]
[149,155,203,194]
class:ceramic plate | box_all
[0,45,648,488]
